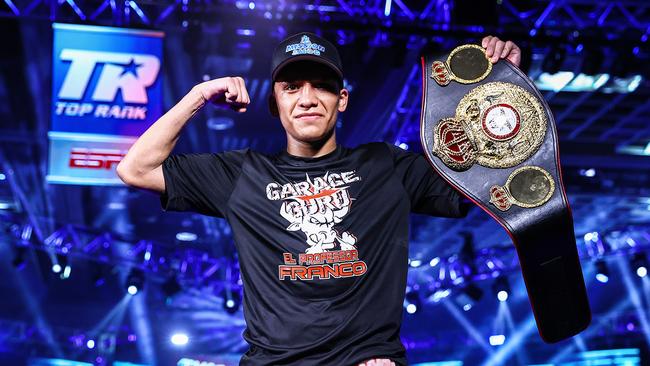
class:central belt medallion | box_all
[433,81,547,171]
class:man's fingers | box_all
[236,77,251,105]
[501,40,514,58]
[482,36,492,49]
[486,36,500,58]
[225,78,239,101]
[482,36,522,66]
[234,77,243,103]
[492,40,505,63]
[229,77,250,113]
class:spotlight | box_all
[222,288,242,314]
[176,231,198,242]
[404,289,421,314]
[595,260,609,283]
[126,269,144,295]
[454,284,483,311]
[489,334,506,346]
[61,264,72,280]
[583,231,599,242]
[86,339,95,349]
[492,276,510,302]
[52,263,62,273]
[632,253,648,278]
[409,259,422,268]
[170,332,189,346]
[162,275,182,300]
[428,288,451,303]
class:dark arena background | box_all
[1,0,650,365]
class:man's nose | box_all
[297,83,318,108]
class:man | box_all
[117,33,521,365]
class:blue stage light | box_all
[127,285,138,295]
[489,334,505,346]
[632,253,649,278]
[406,303,417,314]
[596,260,609,283]
[126,269,144,295]
[497,290,508,302]
[493,276,510,302]
[404,289,421,314]
[223,288,242,314]
[384,0,392,16]
[175,231,198,241]
[170,332,189,346]
[61,265,72,279]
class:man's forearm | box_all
[117,87,206,178]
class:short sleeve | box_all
[387,143,469,217]
[159,149,246,217]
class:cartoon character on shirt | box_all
[267,171,360,254]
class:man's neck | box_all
[286,135,337,158]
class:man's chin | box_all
[294,128,333,143]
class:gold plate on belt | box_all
[431,44,492,86]
[489,166,555,211]
[432,81,547,170]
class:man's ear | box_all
[268,93,279,117]
[337,88,349,112]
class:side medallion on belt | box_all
[431,44,492,85]
[489,166,555,211]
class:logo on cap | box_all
[285,35,325,56]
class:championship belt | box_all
[420,44,591,343]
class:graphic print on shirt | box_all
[266,171,368,281]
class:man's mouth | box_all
[295,113,323,121]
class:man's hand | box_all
[481,36,521,67]
[195,76,251,113]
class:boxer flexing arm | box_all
[116,77,250,192]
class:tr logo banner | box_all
[51,23,163,134]
[48,24,164,186]
[58,49,160,104]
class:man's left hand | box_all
[482,36,521,67]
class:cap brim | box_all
[272,54,343,81]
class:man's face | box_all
[272,61,349,144]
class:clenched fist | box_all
[194,76,251,113]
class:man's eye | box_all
[316,83,337,92]
[285,84,298,91]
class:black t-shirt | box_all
[160,142,467,366]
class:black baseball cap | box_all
[271,32,343,82]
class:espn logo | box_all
[68,148,126,170]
